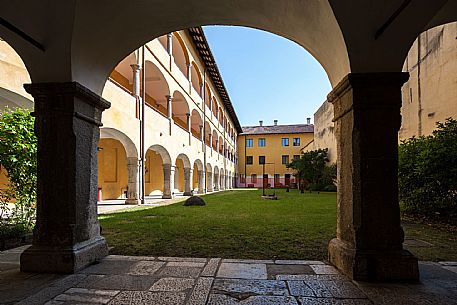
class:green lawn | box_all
[99,189,457,261]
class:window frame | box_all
[259,155,265,165]
[282,155,289,165]
[258,138,266,147]
[246,138,253,147]
[246,156,253,165]
[281,138,289,147]
[293,137,301,146]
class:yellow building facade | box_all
[237,121,314,188]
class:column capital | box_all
[130,63,141,72]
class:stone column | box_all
[327,73,419,281]
[130,64,141,97]
[197,170,205,194]
[214,173,219,191]
[187,63,192,81]
[208,133,213,157]
[207,171,213,192]
[199,125,204,150]
[162,163,173,199]
[220,174,225,190]
[166,33,173,55]
[20,82,110,273]
[216,139,219,159]
[183,168,192,196]
[125,157,140,204]
[167,95,173,135]
[186,113,191,145]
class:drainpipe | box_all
[202,69,207,193]
[140,46,146,204]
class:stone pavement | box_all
[97,196,188,214]
[1,246,457,305]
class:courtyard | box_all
[99,190,457,262]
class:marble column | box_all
[125,157,140,204]
[197,170,205,194]
[20,82,110,273]
[327,73,419,281]
[183,168,192,196]
[162,163,173,199]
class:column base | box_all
[183,192,192,196]
[162,194,172,199]
[125,198,140,205]
[20,236,108,273]
[328,238,419,282]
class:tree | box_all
[398,118,457,219]
[0,107,37,229]
[287,148,336,192]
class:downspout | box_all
[202,69,207,193]
[140,46,146,204]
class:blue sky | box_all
[203,26,332,127]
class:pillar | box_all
[208,133,213,156]
[166,95,173,135]
[162,163,173,199]
[214,173,219,191]
[166,33,172,55]
[183,168,192,196]
[125,157,140,204]
[327,73,419,281]
[216,139,219,159]
[199,125,204,150]
[20,82,110,273]
[220,174,225,190]
[186,113,191,145]
[207,171,213,192]
[197,170,205,194]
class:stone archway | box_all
[193,159,204,194]
[175,153,192,196]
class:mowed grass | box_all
[99,189,337,260]
[99,189,457,261]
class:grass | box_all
[99,189,457,261]
[100,189,336,260]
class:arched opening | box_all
[109,52,137,94]
[204,83,211,108]
[192,159,203,192]
[213,165,219,191]
[190,109,203,139]
[190,62,202,95]
[172,33,190,77]
[204,121,211,146]
[144,60,170,117]
[174,153,191,193]
[212,130,218,150]
[171,91,190,130]
[212,97,218,117]
[206,163,213,192]
[145,144,171,196]
[218,136,224,154]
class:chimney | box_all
[306,117,311,125]
[259,120,263,126]
[274,120,278,126]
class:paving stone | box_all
[104,255,156,261]
[76,274,156,291]
[217,263,268,280]
[158,266,202,278]
[149,277,195,291]
[207,294,299,305]
[16,274,88,305]
[108,291,186,305]
[275,260,324,265]
[187,277,213,305]
[267,264,314,279]
[80,259,137,275]
[166,261,206,268]
[324,280,367,299]
[276,274,348,281]
[158,256,207,263]
[43,301,64,305]
[305,280,333,297]
[298,297,372,305]
[287,280,315,297]
[128,261,165,275]
[53,288,119,304]
[310,265,340,275]
[213,278,289,296]
[222,259,275,264]
[201,258,221,276]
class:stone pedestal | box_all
[183,168,192,196]
[197,170,205,194]
[162,164,173,199]
[327,73,419,282]
[125,157,140,204]
[20,82,110,273]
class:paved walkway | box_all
[97,196,189,214]
[1,246,457,304]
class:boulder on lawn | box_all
[183,196,206,206]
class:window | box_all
[258,138,266,147]
[282,155,289,165]
[259,156,265,164]
[246,156,253,165]
[293,155,300,160]
[281,138,289,146]
[251,174,257,183]
[293,138,300,146]
[246,138,253,147]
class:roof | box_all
[186,27,243,134]
[240,124,314,135]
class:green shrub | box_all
[398,118,457,219]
